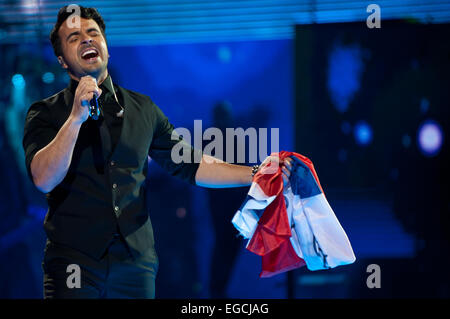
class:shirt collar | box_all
[67,73,115,96]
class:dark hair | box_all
[50,5,106,57]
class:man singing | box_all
[23,5,292,298]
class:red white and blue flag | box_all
[232,151,356,278]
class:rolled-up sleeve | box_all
[148,103,202,185]
[22,102,58,183]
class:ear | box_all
[58,56,68,69]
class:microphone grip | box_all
[89,95,100,120]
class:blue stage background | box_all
[0,1,449,298]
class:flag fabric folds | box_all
[231,151,356,278]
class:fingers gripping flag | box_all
[231,151,356,278]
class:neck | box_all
[69,69,108,84]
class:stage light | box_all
[417,119,443,157]
[11,74,26,89]
[353,120,372,146]
[21,0,39,14]
[42,72,55,84]
[327,44,364,113]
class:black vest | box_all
[43,85,161,260]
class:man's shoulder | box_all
[30,88,68,110]
[117,85,155,106]
[116,86,168,124]
[25,88,71,125]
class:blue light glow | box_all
[11,74,26,89]
[42,72,55,84]
[327,44,365,113]
[27,205,46,222]
[354,120,373,146]
[417,119,443,157]
[217,46,232,63]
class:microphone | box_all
[89,93,100,120]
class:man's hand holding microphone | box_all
[70,75,102,124]
[31,76,103,193]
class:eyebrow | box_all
[66,28,100,42]
[66,31,79,41]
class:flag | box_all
[232,151,356,278]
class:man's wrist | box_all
[251,164,260,178]
[68,114,84,128]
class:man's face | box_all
[57,17,109,80]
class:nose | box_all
[81,38,93,45]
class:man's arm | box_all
[30,76,101,193]
[195,154,292,188]
[31,117,81,193]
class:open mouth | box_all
[81,47,99,61]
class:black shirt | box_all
[22,75,201,261]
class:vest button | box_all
[110,160,115,166]
[114,206,119,212]
[112,183,117,189]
